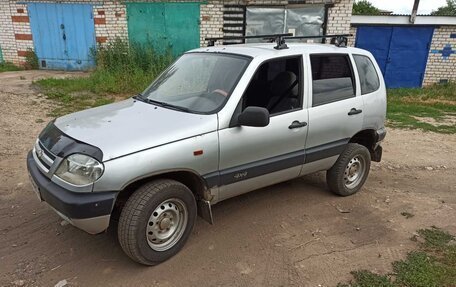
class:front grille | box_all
[34,140,56,172]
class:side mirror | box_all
[237,106,270,127]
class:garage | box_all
[355,26,434,88]
[28,3,96,70]
[126,2,200,56]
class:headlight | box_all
[55,154,104,186]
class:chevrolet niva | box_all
[28,36,386,265]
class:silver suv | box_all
[27,39,386,265]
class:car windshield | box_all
[139,53,250,114]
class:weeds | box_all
[35,38,173,116]
[0,62,22,72]
[24,49,39,70]
[337,270,394,287]
[338,227,456,287]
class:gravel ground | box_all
[0,70,455,287]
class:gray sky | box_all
[365,0,447,14]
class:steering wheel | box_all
[211,89,228,97]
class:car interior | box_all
[242,56,302,115]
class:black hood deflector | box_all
[39,122,103,162]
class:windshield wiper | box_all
[134,95,192,113]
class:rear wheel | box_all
[326,143,371,196]
[118,179,196,265]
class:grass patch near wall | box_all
[387,82,456,134]
[35,39,173,116]
[0,62,22,73]
[338,227,456,287]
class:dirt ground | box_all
[0,70,455,287]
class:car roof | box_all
[188,43,372,58]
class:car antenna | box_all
[206,33,293,50]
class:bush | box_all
[36,38,174,116]
[24,49,39,70]
[90,38,174,94]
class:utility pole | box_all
[410,0,420,23]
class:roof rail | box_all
[206,33,293,50]
[205,33,353,49]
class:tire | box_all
[326,143,371,196]
[118,179,197,265]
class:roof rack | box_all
[206,33,293,50]
[205,33,352,49]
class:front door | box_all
[28,3,96,70]
[217,55,308,201]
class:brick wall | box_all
[0,0,353,65]
[423,26,456,86]
[0,1,20,64]
[200,3,224,46]
[326,0,353,35]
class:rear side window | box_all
[310,54,355,107]
[354,55,380,95]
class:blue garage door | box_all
[356,26,434,88]
[28,3,96,70]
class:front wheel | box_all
[326,143,371,196]
[118,179,197,265]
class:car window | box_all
[242,56,302,115]
[353,55,380,95]
[141,53,250,114]
[310,54,355,107]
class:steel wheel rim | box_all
[146,198,188,251]
[344,155,366,189]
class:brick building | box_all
[0,0,353,69]
[1,0,455,87]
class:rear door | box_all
[303,53,363,174]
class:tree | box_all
[431,0,456,16]
[352,0,381,15]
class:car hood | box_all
[54,98,218,161]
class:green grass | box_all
[387,82,456,134]
[0,62,22,72]
[338,227,456,287]
[35,38,173,116]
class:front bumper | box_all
[27,151,117,234]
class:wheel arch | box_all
[112,169,212,219]
[349,129,378,160]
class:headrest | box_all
[270,71,297,97]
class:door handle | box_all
[348,108,362,116]
[289,120,307,129]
